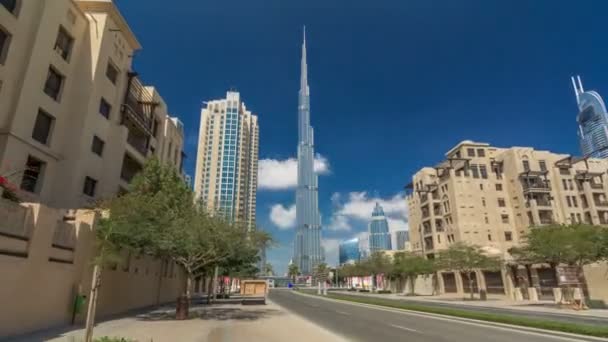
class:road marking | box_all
[292,292,605,342]
[389,324,420,333]
[335,310,351,316]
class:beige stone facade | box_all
[194,91,259,227]
[0,0,184,209]
[0,199,184,338]
[406,140,608,303]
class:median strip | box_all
[298,291,608,338]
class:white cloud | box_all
[258,154,330,190]
[327,192,409,233]
[269,204,296,229]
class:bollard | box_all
[175,294,189,320]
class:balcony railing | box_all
[595,200,608,207]
[536,199,552,207]
[522,182,551,193]
[590,182,604,190]
[126,130,148,156]
[121,73,156,137]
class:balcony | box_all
[52,221,76,250]
[421,205,430,219]
[598,211,608,225]
[423,222,432,235]
[433,204,442,216]
[424,236,434,251]
[120,153,143,183]
[0,200,30,240]
[435,219,445,232]
[594,194,608,207]
[538,210,554,225]
[121,73,157,154]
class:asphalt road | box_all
[269,289,607,342]
[330,291,608,327]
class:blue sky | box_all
[116,0,608,275]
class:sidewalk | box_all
[7,301,346,342]
[331,290,608,319]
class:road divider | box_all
[296,290,608,339]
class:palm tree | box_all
[288,263,299,283]
[264,263,274,276]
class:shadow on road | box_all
[136,305,283,322]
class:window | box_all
[43,67,64,101]
[522,160,530,171]
[20,156,45,193]
[539,160,547,172]
[54,26,73,61]
[91,136,105,156]
[0,26,10,65]
[488,234,492,241]
[504,232,513,241]
[106,61,119,84]
[501,214,509,223]
[566,196,572,207]
[477,149,485,157]
[479,165,488,179]
[31,109,54,145]
[484,216,489,224]
[576,213,582,223]
[470,165,479,178]
[99,98,111,119]
[497,198,506,207]
[482,197,486,207]
[152,119,160,138]
[479,184,483,190]
[568,179,574,190]
[562,179,568,190]
[571,213,576,223]
[495,183,503,191]
[83,176,97,197]
[467,148,475,157]
[1,0,18,14]
[559,168,570,175]
[572,196,578,208]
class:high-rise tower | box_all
[194,91,259,228]
[368,203,392,252]
[573,76,608,159]
[293,28,324,275]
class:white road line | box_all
[389,324,420,333]
[292,292,605,342]
[335,310,351,316]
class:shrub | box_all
[358,289,370,293]
[94,337,137,342]
[377,290,392,294]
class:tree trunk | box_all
[186,273,193,298]
[84,264,102,342]
[211,266,219,303]
[409,276,416,296]
[467,274,475,300]
[206,275,213,304]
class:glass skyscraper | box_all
[193,91,259,228]
[368,203,392,252]
[395,230,409,250]
[573,76,608,159]
[293,28,324,275]
[339,238,361,265]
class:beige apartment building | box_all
[407,140,608,301]
[194,91,259,228]
[0,0,184,209]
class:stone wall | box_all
[0,200,185,338]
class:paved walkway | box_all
[331,290,608,319]
[7,301,346,342]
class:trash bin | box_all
[479,289,487,301]
[175,294,189,320]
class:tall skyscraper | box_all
[368,203,392,252]
[339,238,361,265]
[293,29,324,275]
[394,230,410,250]
[573,76,608,159]
[194,91,259,228]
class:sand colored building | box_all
[0,0,184,209]
[194,91,259,228]
[406,140,608,303]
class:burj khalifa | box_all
[293,28,324,275]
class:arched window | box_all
[1,0,18,15]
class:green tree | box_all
[314,262,330,285]
[393,252,436,295]
[361,252,392,290]
[84,158,191,342]
[288,263,300,283]
[437,243,501,299]
[512,224,608,307]
[264,263,274,276]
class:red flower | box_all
[0,176,7,186]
